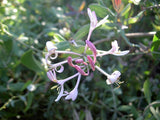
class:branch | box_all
[93,31,156,45]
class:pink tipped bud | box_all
[86,40,97,63]
[87,56,95,71]
[75,59,88,66]
[74,65,88,76]
[67,56,75,67]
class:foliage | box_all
[0,0,160,120]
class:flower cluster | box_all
[45,8,129,102]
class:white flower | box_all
[65,88,78,101]
[27,84,36,92]
[106,71,121,85]
[87,8,108,30]
[130,0,141,5]
[46,41,57,52]
[109,40,129,56]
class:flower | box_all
[65,88,78,101]
[106,71,121,85]
[87,8,108,40]
[109,40,129,56]
[65,73,81,101]
[47,70,57,83]
[27,84,36,92]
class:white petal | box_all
[112,50,129,56]
[106,79,112,85]
[96,15,109,28]
[46,41,57,52]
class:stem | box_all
[93,31,156,45]
[111,85,118,119]
[95,66,109,77]
[56,50,82,56]
[50,58,80,68]
[75,74,81,89]
[57,73,79,84]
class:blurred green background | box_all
[0,0,160,119]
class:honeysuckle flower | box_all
[45,8,129,102]
[65,74,81,101]
[47,70,57,83]
[87,8,108,40]
[109,40,129,56]
[54,73,80,101]
[106,71,121,85]
[65,88,78,101]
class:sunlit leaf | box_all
[120,3,131,16]
[151,31,160,59]
[124,11,144,25]
[54,33,66,42]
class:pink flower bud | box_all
[86,40,97,63]
[87,56,95,71]
[74,65,88,76]
[75,59,88,65]
[67,56,75,67]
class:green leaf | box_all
[151,31,160,59]
[124,11,144,25]
[73,24,89,40]
[55,41,70,50]
[4,40,13,52]
[9,82,24,92]
[120,3,131,16]
[54,33,66,42]
[143,80,152,103]
[118,105,131,111]
[21,50,42,72]
[24,92,34,112]
[21,80,32,92]
[89,4,115,18]
[118,105,138,118]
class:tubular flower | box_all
[106,71,121,85]
[47,70,57,83]
[87,8,108,40]
[109,40,129,56]
[65,74,81,101]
